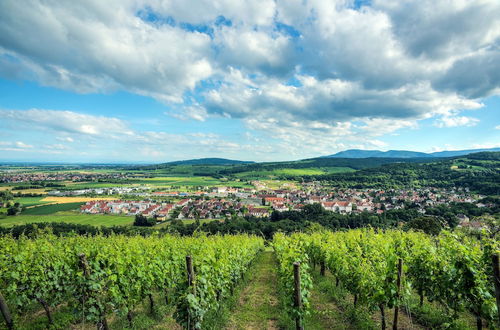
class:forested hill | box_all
[307,152,500,195]
[218,156,433,175]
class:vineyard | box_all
[0,233,264,329]
[273,229,500,330]
[0,229,499,329]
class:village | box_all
[80,182,483,221]
[0,171,129,183]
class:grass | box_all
[10,304,76,330]
[63,182,133,189]
[63,177,255,189]
[309,268,479,329]
[14,196,51,207]
[257,179,300,190]
[234,167,355,179]
[272,168,328,176]
[322,166,357,173]
[403,292,477,329]
[9,291,180,330]
[140,176,222,186]
[0,211,132,227]
[225,249,284,329]
[306,269,355,329]
[22,202,84,215]
[308,269,377,330]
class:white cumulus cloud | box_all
[434,116,480,128]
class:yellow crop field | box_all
[12,188,48,194]
[41,196,117,203]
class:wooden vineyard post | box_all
[393,259,403,330]
[186,255,196,295]
[492,254,500,326]
[185,255,196,330]
[79,254,109,330]
[320,260,325,276]
[0,291,13,330]
[294,262,304,330]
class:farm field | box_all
[451,162,490,171]
[0,211,132,227]
[138,177,252,188]
[11,188,48,195]
[273,167,355,175]
[13,196,51,207]
[22,202,85,215]
[62,182,134,189]
[61,177,254,189]
[139,176,223,186]
[41,196,117,203]
[254,179,300,190]
[233,166,355,179]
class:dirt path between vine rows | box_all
[225,250,281,330]
[306,270,355,329]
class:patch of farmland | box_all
[0,211,132,227]
[42,196,117,203]
[22,202,84,215]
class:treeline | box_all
[0,222,157,238]
[467,151,500,160]
[12,182,65,189]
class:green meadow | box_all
[13,196,50,207]
[21,202,84,215]
[234,166,355,179]
[0,211,132,227]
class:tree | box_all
[0,190,13,202]
[404,216,442,235]
[133,214,155,227]
[7,206,19,216]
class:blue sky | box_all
[0,0,499,162]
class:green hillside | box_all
[309,152,500,195]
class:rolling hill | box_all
[164,158,254,165]
[325,147,500,158]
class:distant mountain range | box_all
[324,147,500,159]
[165,158,255,165]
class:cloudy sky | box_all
[0,0,499,162]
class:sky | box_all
[0,0,499,163]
